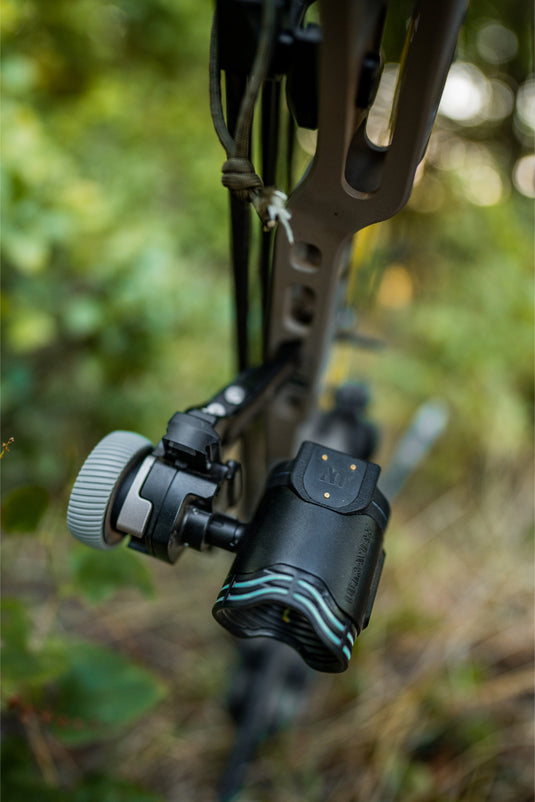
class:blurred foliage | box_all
[1,0,231,494]
[1,530,164,800]
[2,732,165,802]
[1,1,533,801]
[68,540,155,604]
[2,598,164,745]
[1,483,50,531]
[359,190,533,494]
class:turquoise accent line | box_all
[216,573,353,664]
[372,500,388,522]
[233,573,292,589]
[224,586,289,603]
[297,580,345,632]
[294,592,341,649]
[217,575,290,603]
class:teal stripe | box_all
[372,500,388,522]
[233,573,291,589]
[297,580,345,632]
[224,586,289,603]
[294,592,341,649]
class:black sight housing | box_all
[68,358,390,674]
[213,442,389,672]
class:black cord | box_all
[210,0,288,371]
[209,0,277,200]
[226,73,251,372]
[260,79,281,341]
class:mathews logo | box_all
[319,465,346,487]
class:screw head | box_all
[204,402,226,417]
[224,385,246,405]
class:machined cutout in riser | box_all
[285,284,316,331]
[291,242,322,273]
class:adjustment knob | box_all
[67,431,153,550]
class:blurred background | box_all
[1,1,533,800]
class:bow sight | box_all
[67,349,389,673]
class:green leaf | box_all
[61,296,104,338]
[1,485,50,533]
[1,599,69,696]
[2,227,50,274]
[69,541,154,604]
[7,309,57,352]
[51,641,166,745]
[1,598,31,651]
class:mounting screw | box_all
[224,386,246,405]
[204,402,226,417]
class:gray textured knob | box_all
[67,431,153,550]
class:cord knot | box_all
[221,159,294,243]
[221,158,263,202]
